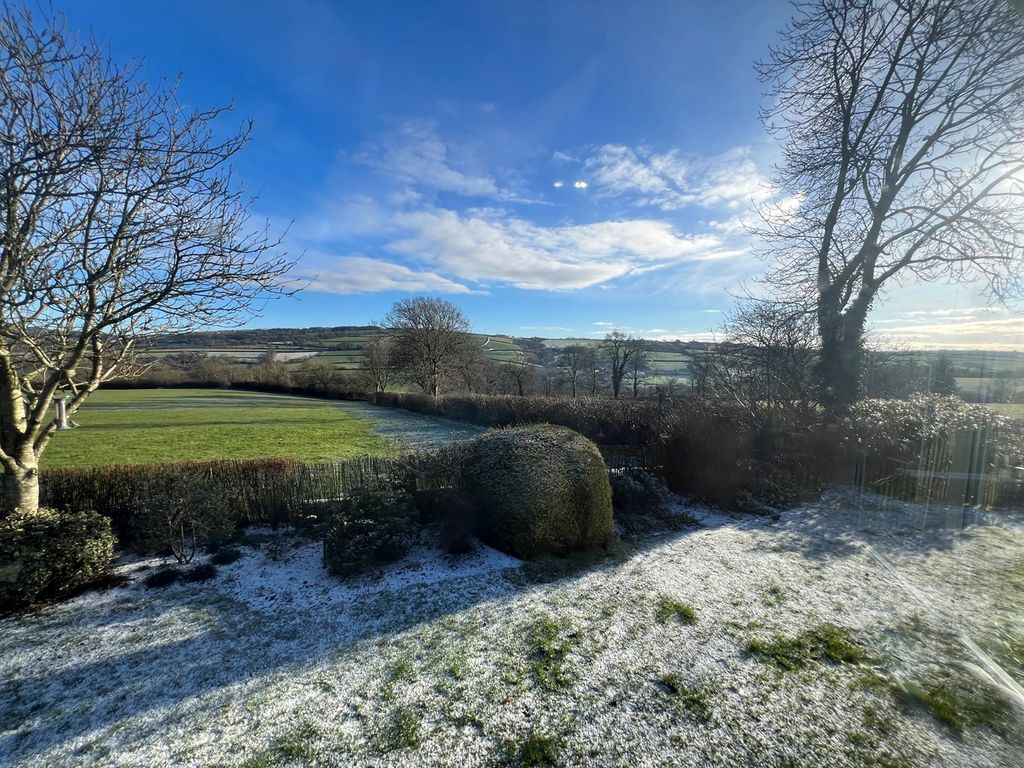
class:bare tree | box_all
[602,330,636,399]
[758,0,1024,409]
[0,9,291,512]
[497,359,536,396]
[627,339,649,398]
[556,344,591,398]
[362,334,395,393]
[698,300,820,427]
[448,342,492,393]
[381,297,472,396]
[297,357,340,391]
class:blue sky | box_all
[62,1,1021,349]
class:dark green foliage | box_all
[322,482,419,578]
[0,508,116,609]
[435,489,477,554]
[746,623,867,671]
[610,468,670,511]
[518,539,636,584]
[655,596,698,625]
[209,546,243,565]
[143,568,181,589]
[463,425,613,558]
[182,563,218,582]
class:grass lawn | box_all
[2,490,1021,767]
[41,389,396,469]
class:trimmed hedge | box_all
[463,424,613,558]
[0,508,116,610]
[373,392,671,446]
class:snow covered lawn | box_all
[1,490,1022,767]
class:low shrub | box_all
[143,568,181,589]
[463,425,613,558]
[610,468,673,530]
[131,473,237,563]
[434,489,477,555]
[0,507,116,610]
[322,482,419,578]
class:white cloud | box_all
[553,180,565,188]
[552,150,577,163]
[573,180,588,189]
[295,254,474,295]
[385,207,739,291]
[356,120,502,198]
[583,144,773,211]
[592,321,615,327]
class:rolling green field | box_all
[41,389,395,469]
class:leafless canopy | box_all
[380,296,473,397]
[0,8,292,510]
[757,0,1024,406]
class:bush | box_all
[131,473,237,563]
[610,468,671,516]
[322,482,419,578]
[839,395,1024,506]
[435,489,477,555]
[0,508,116,609]
[463,425,613,558]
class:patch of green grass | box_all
[239,721,320,767]
[655,596,698,625]
[901,673,1014,735]
[746,623,867,671]
[657,674,713,721]
[527,616,577,691]
[518,540,635,584]
[375,707,421,753]
[42,389,395,468]
[503,732,561,766]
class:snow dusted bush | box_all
[322,481,419,578]
[0,507,115,609]
[463,424,613,558]
[611,468,671,516]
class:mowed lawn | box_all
[41,389,395,468]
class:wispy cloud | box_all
[582,144,772,211]
[355,120,504,198]
[293,253,475,295]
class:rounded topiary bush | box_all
[0,507,116,610]
[463,424,613,558]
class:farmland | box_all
[41,389,482,469]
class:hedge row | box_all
[372,391,673,446]
[40,451,467,545]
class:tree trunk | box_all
[818,295,870,412]
[3,458,40,514]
